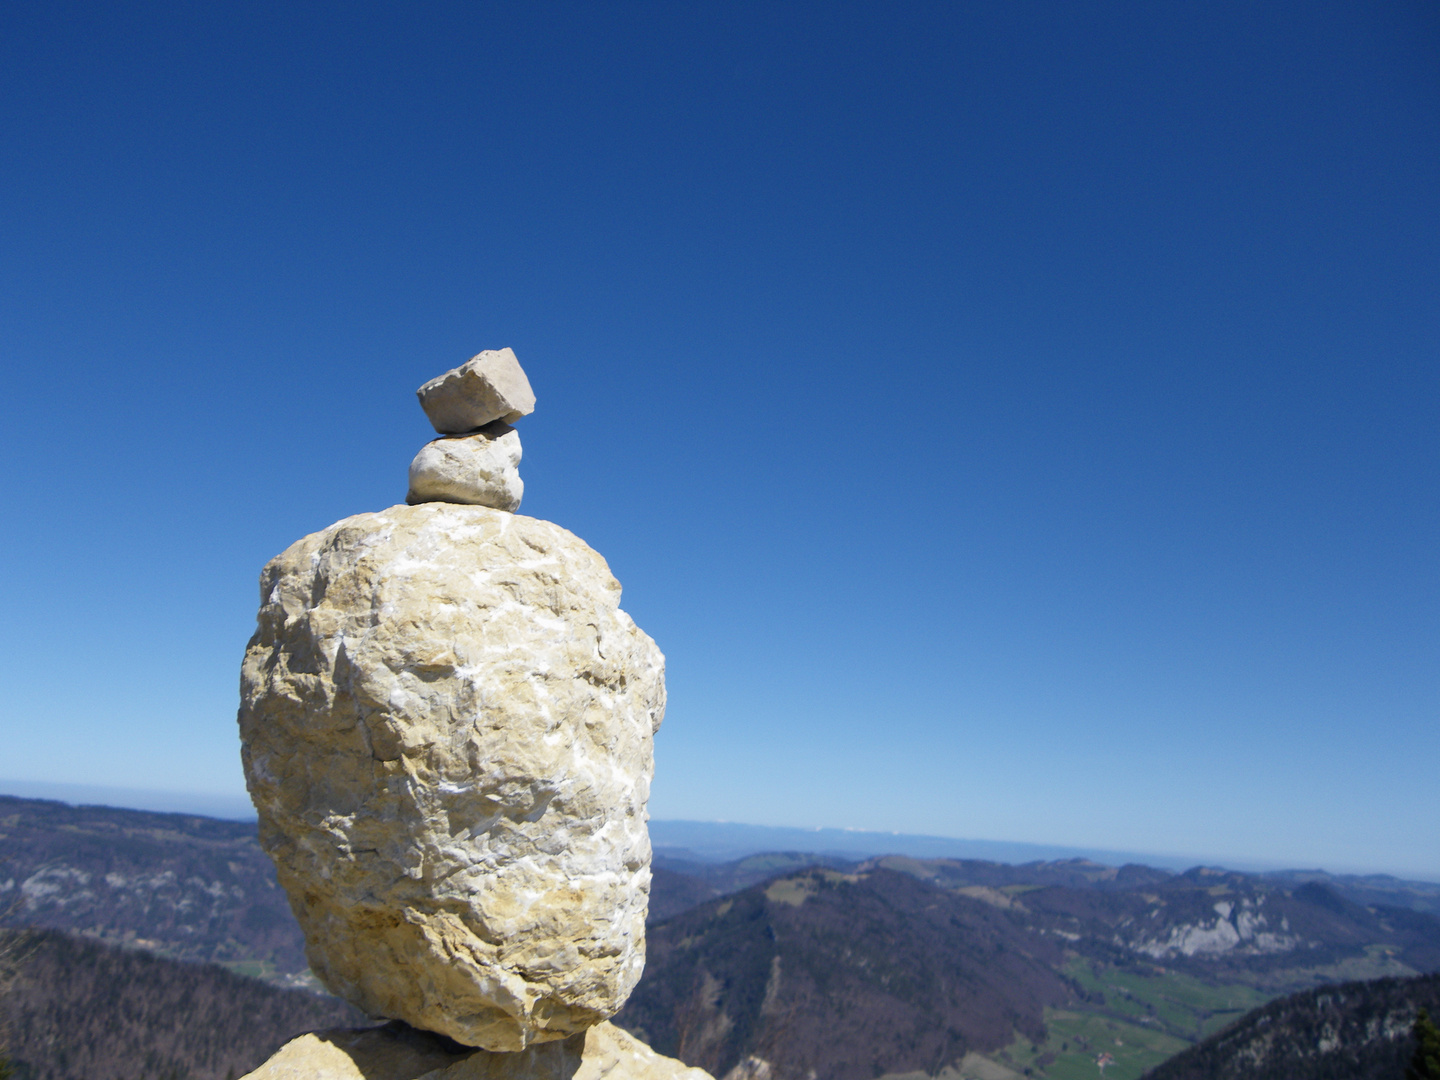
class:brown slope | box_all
[615,867,1072,1080]
[649,854,863,925]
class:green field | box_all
[992,959,1271,1079]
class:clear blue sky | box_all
[1,2,1435,878]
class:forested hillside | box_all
[0,795,306,980]
[618,860,1440,1080]
[618,867,1071,1080]
[1143,971,1440,1080]
[0,929,363,1080]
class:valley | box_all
[3,794,1438,1080]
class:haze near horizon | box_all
[0,2,1435,879]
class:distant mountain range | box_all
[10,781,1436,883]
[650,820,1220,872]
[4,792,1440,1080]
[650,821,1440,916]
[0,781,259,823]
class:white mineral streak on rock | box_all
[238,503,666,1050]
[408,422,524,511]
[239,1021,713,1080]
[418,349,537,434]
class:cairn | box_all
[237,350,708,1080]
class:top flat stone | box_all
[418,349,537,434]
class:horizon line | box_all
[4,779,1434,885]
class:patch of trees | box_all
[1144,972,1440,1080]
[0,929,364,1080]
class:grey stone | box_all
[418,349,536,434]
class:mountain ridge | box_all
[619,858,1440,1078]
[8,786,1434,883]
[5,794,1440,1079]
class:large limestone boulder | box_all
[240,1021,713,1080]
[418,349,536,433]
[238,503,665,1051]
[407,421,523,510]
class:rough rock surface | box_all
[418,349,537,433]
[407,421,523,511]
[240,1021,714,1080]
[238,503,665,1050]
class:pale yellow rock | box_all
[407,421,524,511]
[238,1022,490,1080]
[240,1022,712,1080]
[239,503,665,1050]
[575,1020,713,1080]
[418,348,537,433]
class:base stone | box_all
[239,1020,713,1080]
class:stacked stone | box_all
[238,350,709,1080]
[406,348,536,511]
